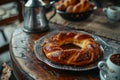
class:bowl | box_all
[55,0,96,21]
[57,10,93,21]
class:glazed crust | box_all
[42,31,102,66]
[55,0,90,13]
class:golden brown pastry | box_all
[42,31,102,66]
[55,0,90,13]
[55,0,77,11]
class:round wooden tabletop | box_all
[10,24,100,80]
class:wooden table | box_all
[10,23,101,80]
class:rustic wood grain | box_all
[48,11,120,41]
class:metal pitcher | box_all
[23,0,56,33]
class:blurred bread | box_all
[55,0,90,13]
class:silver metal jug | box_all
[23,0,56,33]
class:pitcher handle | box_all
[48,5,56,21]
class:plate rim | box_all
[34,30,113,71]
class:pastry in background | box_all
[55,0,91,13]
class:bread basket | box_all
[57,10,93,21]
[55,0,96,21]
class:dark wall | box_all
[94,0,120,7]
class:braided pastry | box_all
[55,0,90,13]
[55,0,77,11]
[42,31,102,66]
